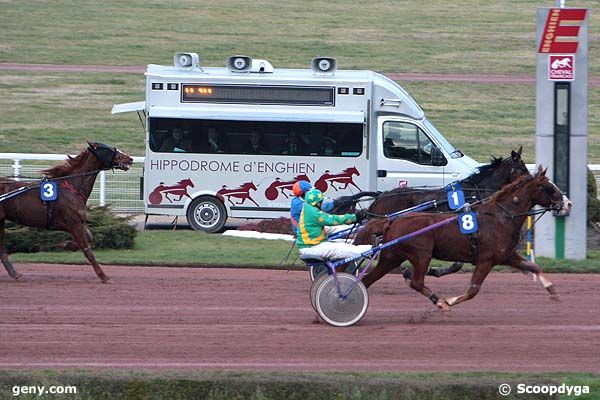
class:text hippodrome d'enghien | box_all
[150,159,316,174]
[538,8,587,54]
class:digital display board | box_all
[181,84,335,106]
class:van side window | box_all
[383,121,437,165]
[149,118,363,157]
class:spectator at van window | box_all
[244,131,268,154]
[282,130,309,155]
[206,127,228,153]
[159,128,191,153]
[322,136,337,156]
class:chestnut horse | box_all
[349,148,530,278]
[359,167,570,310]
[0,142,133,283]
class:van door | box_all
[376,117,448,191]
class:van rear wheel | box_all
[187,196,227,233]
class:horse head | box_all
[294,174,310,182]
[244,182,258,191]
[491,166,570,216]
[179,178,195,188]
[506,146,530,182]
[345,166,360,176]
[467,148,529,189]
[87,142,133,171]
[532,166,572,215]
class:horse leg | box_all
[59,226,92,251]
[70,224,109,283]
[444,263,493,307]
[507,254,560,300]
[0,220,22,280]
[406,256,449,311]
[402,262,464,280]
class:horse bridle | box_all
[88,142,118,170]
[495,177,564,220]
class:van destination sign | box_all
[150,159,316,174]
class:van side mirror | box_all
[431,147,447,166]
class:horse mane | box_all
[487,173,536,204]
[463,156,504,185]
[42,149,89,178]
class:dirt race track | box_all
[0,264,599,373]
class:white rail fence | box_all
[1,153,599,214]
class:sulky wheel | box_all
[314,272,369,327]
[309,264,328,282]
[310,273,330,311]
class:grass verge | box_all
[0,370,599,400]
[10,230,600,273]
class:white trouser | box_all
[299,242,372,261]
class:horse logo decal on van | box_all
[217,182,259,206]
[264,174,311,200]
[314,167,361,193]
[149,178,195,204]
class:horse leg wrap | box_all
[429,293,440,305]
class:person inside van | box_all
[322,136,337,156]
[206,127,228,153]
[282,130,309,155]
[245,131,268,154]
[159,127,191,152]
[296,188,370,260]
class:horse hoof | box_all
[13,273,23,281]
[436,300,451,312]
[100,275,111,284]
[549,294,561,302]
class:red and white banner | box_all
[538,8,587,54]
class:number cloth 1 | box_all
[458,212,478,234]
[446,182,465,210]
[40,181,58,201]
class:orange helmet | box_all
[292,180,312,197]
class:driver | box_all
[290,181,334,236]
[297,188,370,260]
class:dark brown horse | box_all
[0,142,133,283]
[359,167,570,310]
[372,150,529,216]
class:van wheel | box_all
[186,196,227,233]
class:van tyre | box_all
[187,196,227,233]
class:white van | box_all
[113,53,479,232]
